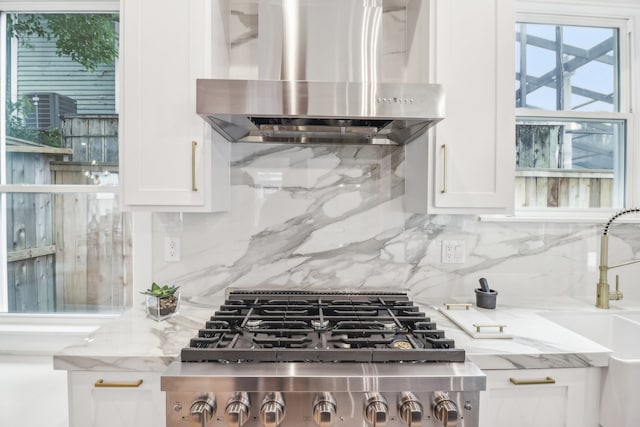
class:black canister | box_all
[475,277,497,309]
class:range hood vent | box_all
[199,0,444,145]
[198,79,444,145]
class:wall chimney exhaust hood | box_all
[198,0,443,145]
[197,79,444,145]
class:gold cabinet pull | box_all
[473,323,507,333]
[191,140,198,192]
[440,144,447,193]
[509,377,555,386]
[443,303,471,310]
[95,379,143,388]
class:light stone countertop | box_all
[53,295,639,373]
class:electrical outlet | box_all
[165,237,181,262]
[442,240,465,264]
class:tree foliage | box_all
[8,14,119,72]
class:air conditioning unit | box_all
[23,92,77,130]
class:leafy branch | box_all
[8,13,119,72]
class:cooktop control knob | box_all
[364,393,389,427]
[313,392,337,427]
[190,394,216,427]
[432,392,458,427]
[260,392,285,427]
[225,392,250,427]
[399,392,423,427]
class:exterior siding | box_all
[16,35,116,115]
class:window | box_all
[0,5,129,313]
[515,18,632,210]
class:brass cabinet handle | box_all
[443,303,471,310]
[191,141,198,192]
[472,324,507,333]
[95,379,143,388]
[509,377,556,386]
[440,144,447,193]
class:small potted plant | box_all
[142,282,180,321]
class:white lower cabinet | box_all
[480,368,602,427]
[67,370,165,427]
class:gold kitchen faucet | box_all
[596,208,640,308]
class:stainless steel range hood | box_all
[197,79,443,145]
[198,0,443,145]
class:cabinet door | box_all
[67,370,165,427]
[480,368,601,427]
[120,0,229,211]
[431,0,515,212]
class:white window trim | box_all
[491,1,640,221]
[0,0,125,328]
[0,1,118,12]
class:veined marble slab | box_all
[54,296,619,372]
[421,296,617,370]
[438,306,514,339]
[53,301,215,372]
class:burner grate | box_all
[180,290,464,363]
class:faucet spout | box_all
[596,208,640,309]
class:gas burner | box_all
[311,319,329,331]
[245,320,262,330]
[180,290,464,363]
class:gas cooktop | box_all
[181,290,464,363]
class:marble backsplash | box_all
[151,143,640,304]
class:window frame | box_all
[0,0,121,318]
[508,0,640,220]
[515,12,634,213]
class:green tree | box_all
[7,13,118,72]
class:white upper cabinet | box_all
[406,0,515,214]
[120,0,229,212]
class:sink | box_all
[541,311,640,427]
[541,311,640,359]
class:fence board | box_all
[589,178,601,208]
[11,259,41,312]
[75,194,89,307]
[578,178,591,208]
[536,177,547,207]
[547,177,559,207]
[8,245,56,262]
[525,177,536,207]
[62,115,118,164]
[36,255,55,311]
[601,179,613,207]
[514,176,526,208]
[515,170,614,208]
[559,178,570,207]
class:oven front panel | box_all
[165,390,480,427]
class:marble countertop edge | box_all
[53,296,629,372]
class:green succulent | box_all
[141,282,180,298]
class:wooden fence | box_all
[53,193,131,311]
[515,169,613,208]
[6,139,68,311]
[61,114,118,164]
[6,115,131,313]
